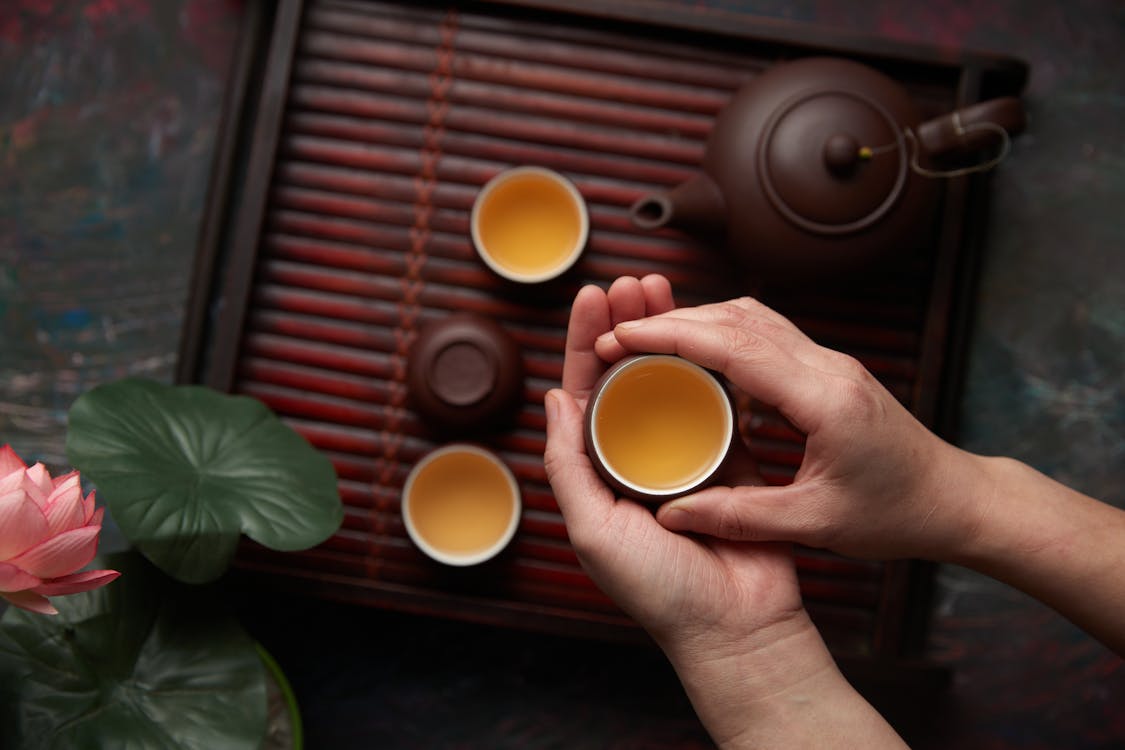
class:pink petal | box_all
[0,561,41,593]
[0,445,27,475]
[47,472,79,493]
[22,464,52,507]
[51,469,78,488]
[27,462,53,487]
[8,525,99,579]
[0,469,23,495]
[1,590,58,615]
[43,474,86,535]
[32,569,120,596]
[0,488,49,560]
[82,490,97,523]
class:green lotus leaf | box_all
[0,551,267,750]
[66,378,342,584]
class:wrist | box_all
[662,611,907,749]
[946,454,1104,572]
[910,441,1004,563]
[941,453,1065,569]
[658,609,839,746]
[938,454,1125,655]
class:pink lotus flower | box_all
[0,444,120,615]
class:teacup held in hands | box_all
[584,355,735,501]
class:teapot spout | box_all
[630,172,726,233]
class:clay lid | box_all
[407,313,524,435]
[758,89,906,235]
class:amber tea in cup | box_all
[402,444,521,566]
[584,355,735,500]
[471,166,588,283]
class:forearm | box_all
[948,454,1125,656]
[659,613,909,750]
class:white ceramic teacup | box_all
[470,166,589,284]
[584,355,735,501]
[402,443,521,566]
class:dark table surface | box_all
[2,1,1123,748]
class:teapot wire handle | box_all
[904,114,1013,178]
[862,115,1013,179]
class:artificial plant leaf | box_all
[66,378,342,583]
[0,550,267,750]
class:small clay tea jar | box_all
[406,313,524,435]
[584,354,736,501]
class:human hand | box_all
[595,295,989,563]
[545,279,914,748]
[544,277,831,713]
[545,278,913,748]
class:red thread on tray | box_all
[375,6,460,566]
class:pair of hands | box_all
[543,275,980,719]
[544,274,1125,745]
[542,275,805,660]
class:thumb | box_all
[655,482,818,545]
[543,389,617,538]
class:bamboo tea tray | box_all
[181,0,1028,660]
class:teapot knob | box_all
[823,133,861,176]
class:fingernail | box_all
[658,500,692,528]
[545,390,560,422]
[595,331,616,345]
[616,320,642,331]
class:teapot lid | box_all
[758,90,907,235]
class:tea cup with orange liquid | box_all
[402,444,522,566]
[584,355,736,501]
[471,166,589,283]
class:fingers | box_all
[596,274,678,362]
[609,314,831,433]
[561,285,613,396]
[639,273,676,315]
[607,276,647,326]
[656,483,823,546]
[600,297,835,374]
[564,275,676,395]
[543,388,618,541]
[605,274,676,323]
[668,297,805,339]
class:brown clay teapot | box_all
[630,56,1026,278]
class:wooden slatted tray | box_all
[181,0,1027,658]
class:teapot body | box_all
[702,57,939,277]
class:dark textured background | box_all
[1,1,1122,747]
